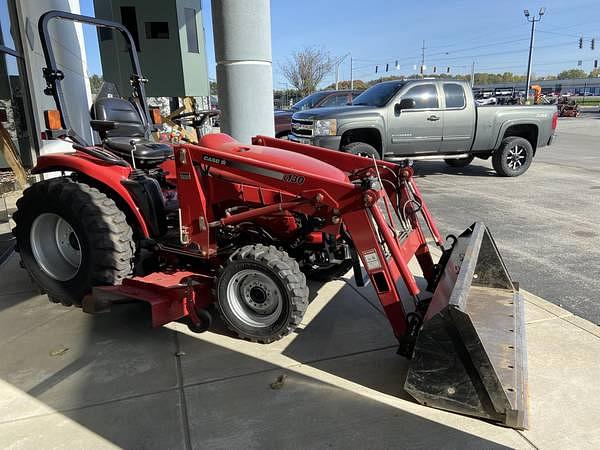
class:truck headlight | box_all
[314,119,337,136]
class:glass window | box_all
[145,22,169,39]
[0,53,33,167]
[291,92,329,111]
[120,6,140,51]
[184,8,199,53]
[402,84,438,109]
[352,81,406,107]
[320,93,352,107]
[443,83,465,108]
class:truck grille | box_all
[291,118,313,137]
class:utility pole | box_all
[524,7,545,103]
[420,40,425,77]
[334,53,351,90]
[350,56,353,90]
[470,61,475,87]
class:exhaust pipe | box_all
[405,223,529,429]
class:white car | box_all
[475,96,497,106]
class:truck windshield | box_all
[352,81,406,107]
[292,92,330,111]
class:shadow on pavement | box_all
[0,232,15,265]
[0,275,514,449]
[412,160,496,178]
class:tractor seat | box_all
[103,137,173,167]
[91,97,173,167]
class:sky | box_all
[78,0,600,88]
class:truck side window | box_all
[403,84,438,109]
[443,84,466,109]
[321,94,352,107]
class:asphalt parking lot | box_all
[414,113,600,324]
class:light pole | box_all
[524,7,545,103]
[334,53,351,90]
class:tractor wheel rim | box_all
[226,269,283,328]
[507,145,526,170]
[30,213,82,281]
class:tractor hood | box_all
[199,134,348,183]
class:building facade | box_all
[93,0,209,98]
[0,0,91,169]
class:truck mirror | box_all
[396,98,416,114]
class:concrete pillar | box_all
[211,0,274,143]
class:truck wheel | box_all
[492,137,533,177]
[444,155,474,167]
[217,244,308,343]
[342,142,379,158]
[12,177,135,306]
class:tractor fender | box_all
[32,152,150,237]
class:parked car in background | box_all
[290,79,557,177]
[475,95,497,105]
[274,89,361,138]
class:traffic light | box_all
[592,39,596,50]
[386,63,389,72]
[579,37,583,49]
[433,66,437,73]
[595,60,598,69]
[447,67,450,73]
[375,65,378,74]
[395,60,399,70]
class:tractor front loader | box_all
[14,10,528,430]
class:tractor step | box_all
[405,223,529,429]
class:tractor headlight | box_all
[314,119,337,136]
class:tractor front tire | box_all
[216,244,308,343]
[13,177,135,306]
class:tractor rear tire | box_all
[216,244,308,343]
[13,177,135,306]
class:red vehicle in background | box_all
[274,89,361,138]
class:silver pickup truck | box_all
[290,79,558,176]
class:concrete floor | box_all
[0,251,599,449]
[414,115,600,324]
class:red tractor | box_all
[14,11,528,429]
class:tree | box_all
[324,79,368,90]
[557,69,587,79]
[280,47,333,97]
[590,68,600,78]
[88,74,103,95]
[210,80,218,96]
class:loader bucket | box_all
[405,223,529,429]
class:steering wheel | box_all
[170,110,219,128]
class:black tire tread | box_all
[13,177,135,306]
[492,136,533,177]
[217,244,308,344]
[342,141,379,158]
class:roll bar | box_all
[38,10,152,145]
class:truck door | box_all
[387,83,442,155]
[440,83,475,153]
